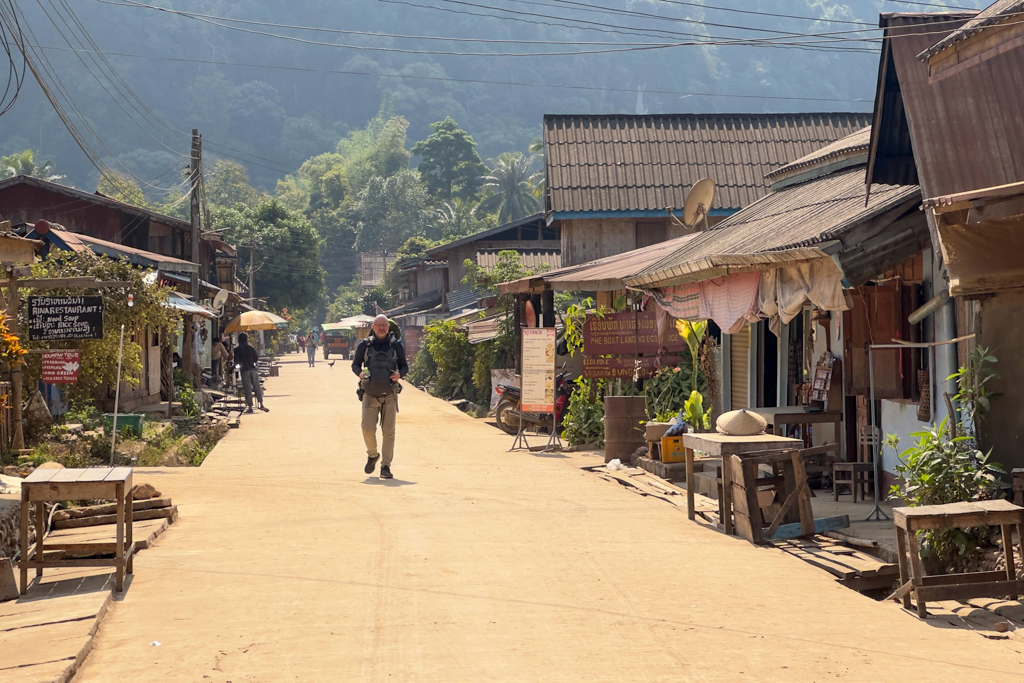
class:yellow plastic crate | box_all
[661,435,687,463]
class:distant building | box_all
[360,251,396,289]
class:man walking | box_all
[306,328,320,367]
[351,315,407,479]
[235,333,269,413]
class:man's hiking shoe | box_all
[259,405,270,412]
[380,465,393,480]
[364,456,379,474]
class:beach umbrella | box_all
[224,310,286,333]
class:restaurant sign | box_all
[28,296,104,341]
[583,310,685,356]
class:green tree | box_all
[354,170,432,252]
[206,159,263,208]
[461,249,546,297]
[0,149,63,182]
[213,199,325,310]
[26,252,181,406]
[434,198,494,241]
[478,152,542,223]
[325,276,366,322]
[411,117,487,202]
[97,172,148,208]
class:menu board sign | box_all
[521,327,556,413]
[583,310,685,355]
[28,296,103,341]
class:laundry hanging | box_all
[698,272,762,334]
[760,259,849,335]
[649,283,701,320]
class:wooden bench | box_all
[889,500,1024,618]
[20,467,135,594]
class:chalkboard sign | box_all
[28,296,104,341]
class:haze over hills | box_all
[0,0,984,192]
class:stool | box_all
[832,462,875,502]
[890,500,1024,618]
[20,467,135,594]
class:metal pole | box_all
[110,323,125,466]
[866,346,889,520]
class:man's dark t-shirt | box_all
[234,343,259,371]
[351,335,409,378]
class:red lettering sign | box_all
[583,310,686,355]
[41,350,81,384]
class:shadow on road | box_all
[361,477,417,487]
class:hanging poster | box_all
[27,296,104,341]
[41,350,81,384]
[521,327,556,413]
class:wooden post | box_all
[181,314,194,388]
[542,289,555,328]
[6,271,23,450]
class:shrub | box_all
[422,319,477,401]
[406,342,437,386]
[562,377,606,447]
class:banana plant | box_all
[682,390,712,432]
[675,319,707,394]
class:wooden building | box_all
[866,2,1024,470]
[542,113,871,267]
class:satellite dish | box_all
[213,289,229,310]
[683,178,717,231]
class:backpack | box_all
[364,334,398,397]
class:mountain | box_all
[0,0,983,193]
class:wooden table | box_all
[681,433,803,535]
[20,467,134,594]
[891,500,1024,618]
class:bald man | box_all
[351,315,408,479]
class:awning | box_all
[166,292,217,318]
[624,167,923,289]
[462,313,507,344]
[323,314,375,331]
[33,227,199,273]
[925,180,1024,295]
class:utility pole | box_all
[182,129,202,387]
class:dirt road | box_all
[73,354,1024,681]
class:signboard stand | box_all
[508,327,561,453]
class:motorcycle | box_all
[494,368,572,436]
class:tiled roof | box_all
[919,0,1021,59]
[624,167,921,288]
[544,113,872,214]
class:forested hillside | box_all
[0,0,984,318]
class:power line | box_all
[34,44,875,104]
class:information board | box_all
[521,327,556,413]
[28,296,103,341]
[583,310,685,355]
[41,350,81,384]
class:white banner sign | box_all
[521,327,556,413]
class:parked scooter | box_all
[494,367,572,436]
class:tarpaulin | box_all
[759,259,848,335]
[699,272,761,334]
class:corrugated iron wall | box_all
[729,324,750,411]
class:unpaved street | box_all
[73,354,1024,681]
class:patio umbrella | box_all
[224,310,287,333]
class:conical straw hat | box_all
[716,409,767,436]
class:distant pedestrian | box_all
[352,315,407,480]
[298,335,306,353]
[235,333,269,413]
[210,337,227,386]
[306,329,320,367]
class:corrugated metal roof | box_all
[476,249,561,272]
[425,213,545,257]
[445,288,479,312]
[46,227,198,272]
[765,127,872,184]
[544,113,872,214]
[920,0,1022,59]
[624,167,921,288]
[867,12,1024,199]
[462,313,507,345]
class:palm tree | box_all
[0,149,64,182]
[478,152,542,224]
[435,198,491,240]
